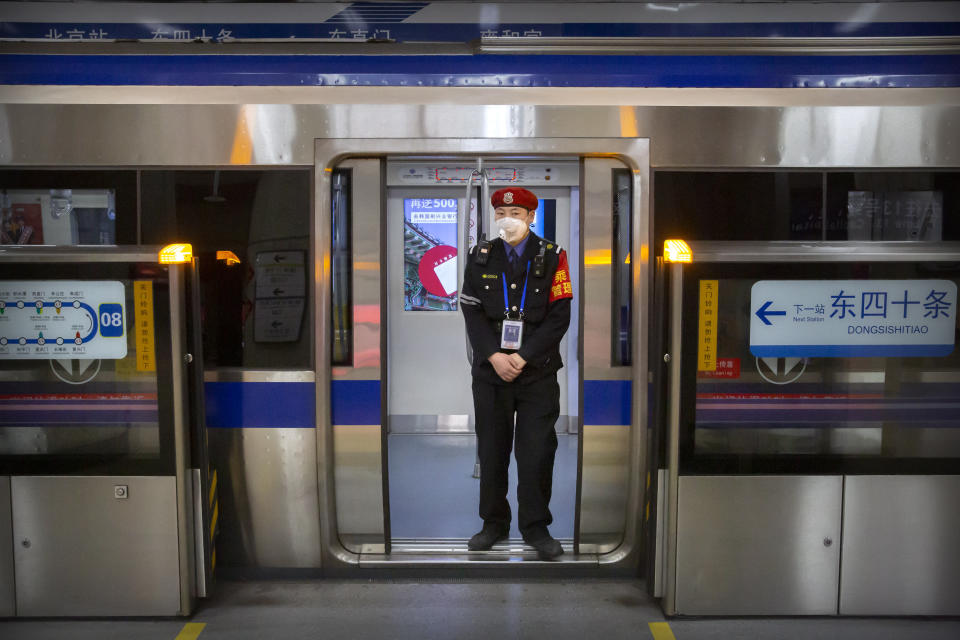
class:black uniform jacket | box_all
[460,232,572,385]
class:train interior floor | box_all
[388,432,578,541]
[2,579,959,640]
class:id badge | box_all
[500,319,524,350]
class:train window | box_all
[654,171,823,245]
[0,262,175,475]
[331,169,352,365]
[654,170,960,244]
[140,170,311,368]
[679,262,960,475]
[826,171,960,241]
[612,169,632,365]
[0,170,137,246]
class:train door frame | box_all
[315,137,650,571]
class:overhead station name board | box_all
[4,2,954,43]
[0,280,128,359]
[750,280,956,358]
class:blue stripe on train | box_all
[2,54,959,88]
[331,379,381,425]
[205,381,315,429]
[583,379,631,426]
[203,380,381,428]
[204,379,629,427]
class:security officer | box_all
[459,187,572,560]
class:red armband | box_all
[548,250,574,303]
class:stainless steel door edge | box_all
[330,158,386,555]
[168,264,194,615]
[190,469,207,599]
[663,263,684,615]
[0,477,13,617]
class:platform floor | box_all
[2,579,958,640]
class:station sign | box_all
[750,280,956,358]
[0,280,128,359]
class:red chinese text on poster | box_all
[697,357,741,379]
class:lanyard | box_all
[502,260,531,318]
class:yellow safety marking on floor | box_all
[174,622,206,640]
[649,621,677,640]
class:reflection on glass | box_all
[0,276,165,473]
[1,189,116,246]
[403,197,458,311]
[140,169,311,368]
[655,170,960,243]
[826,171,959,241]
[612,170,632,365]
[331,169,352,365]
[691,275,960,461]
[653,171,822,244]
[847,191,942,241]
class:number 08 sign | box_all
[0,280,128,359]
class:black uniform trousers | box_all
[472,373,560,540]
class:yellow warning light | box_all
[159,243,193,264]
[217,250,241,266]
[664,239,693,263]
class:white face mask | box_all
[496,217,528,244]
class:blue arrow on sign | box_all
[755,300,786,325]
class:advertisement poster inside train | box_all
[1,202,43,245]
[404,198,458,312]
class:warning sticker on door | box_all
[697,280,718,371]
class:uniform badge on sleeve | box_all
[549,251,574,302]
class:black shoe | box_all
[525,534,563,560]
[468,524,509,551]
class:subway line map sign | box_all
[750,280,956,358]
[0,280,127,359]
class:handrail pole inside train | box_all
[461,157,489,366]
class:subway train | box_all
[0,0,959,619]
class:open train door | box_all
[314,137,650,572]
